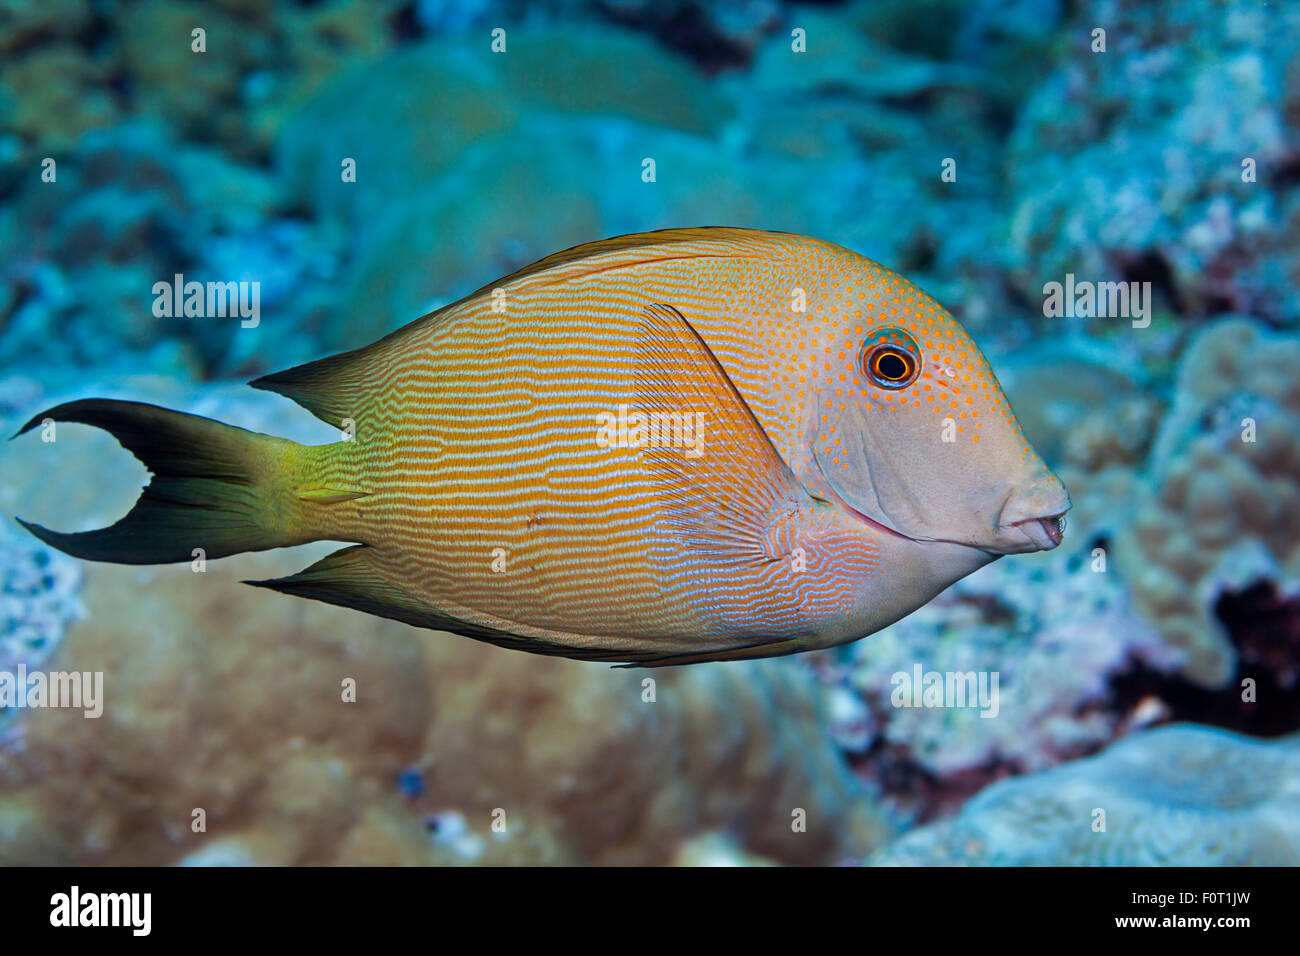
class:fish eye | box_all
[861,328,920,389]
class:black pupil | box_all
[877,350,908,380]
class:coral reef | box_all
[1115,319,1300,688]
[1003,0,1300,329]
[995,344,1161,473]
[0,122,337,376]
[867,724,1300,865]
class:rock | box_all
[868,724,1300,865]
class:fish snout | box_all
[991,475,1072,554]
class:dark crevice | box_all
[1108,579,1300,737]
[388,2,424,44]
[1115,248,1181,315]
[1268,151,1300,190]
[598,4,755,73]
[898,230,938,273]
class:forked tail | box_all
[12,399,345,564]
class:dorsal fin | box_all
[461,226,790,299]
[250,228,793,428]
[249,342,380,430]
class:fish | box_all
[13,228,1070,665]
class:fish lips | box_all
[989,513,1068,554]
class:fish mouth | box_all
[1007,513,1067,551]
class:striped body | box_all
[297,230,908,661]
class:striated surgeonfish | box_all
[14,228,1070,665]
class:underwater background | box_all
[1,0,1298,865]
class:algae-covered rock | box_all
[491,28,734,134]
[274,46,521,239]
[0,0,93,55]
[0,43,117,148]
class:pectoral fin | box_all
[633,303,808,564]
[627,303,831,653]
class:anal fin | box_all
[244,546,449,632]
[612,636,800,667]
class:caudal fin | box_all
[13,399,317,564]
